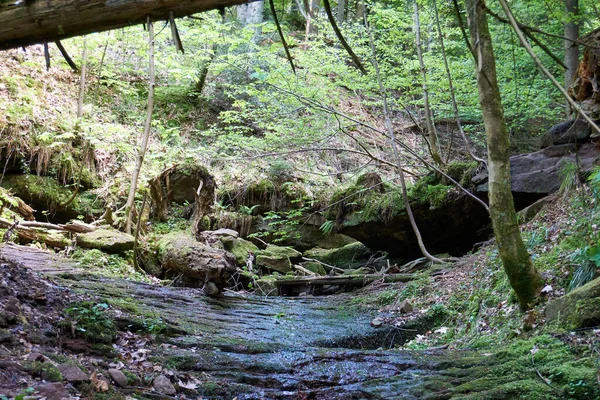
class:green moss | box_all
[302,261,326,275]
[444,161,478,186]
[23,361,63,382]
[122,370,139,385]
[410,182,451,209]
[221,237,259,266]
[78,383,126,400]
[1,174,104,219]
[303,242,368,269]
[439,335,600,400]
[165,354,200,370]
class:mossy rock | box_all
[256,254,291,274]
[156,233,236,291]
[1,174,104,221]
[220,236,259,267]
[444,161,478,186]
[76,228,135,254]
[23,361,63,382]
[546,277,600,329]
[300,261,326,275]
[303,242,369,269]
[254,276,278,296]
[262,244,302,261]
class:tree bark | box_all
[77,37,87,119]
[564,0,579,117]
[0,0,256,50]
[465,0,543,311]
[125,17,155,234]
[337,0,346,22]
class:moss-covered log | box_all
[0,0,257,51]
[546,277,600,329]
[157,233,236,294]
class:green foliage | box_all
[250,201,311,243]
[569,244,600,291]
[319,219,335,235]
[64,301,116,344]
[22,361,63,382]
[559,161,579,196]
[5,387,35,400]
[587,166,600,202]
[267,159,294,183]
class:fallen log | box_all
[0,0,257,51]
[275,273,417,289]
[0,218,70,248]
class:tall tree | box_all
[125,17,155,234]
[464,0,543,311]
[564,0,579,117]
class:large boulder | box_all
[304,242,369,269]
[473,143,600,195]
[263,244,302,261]
[157,233,236,294]
[220,236,259,267]
[76,228,134,254]
[539,119,592,148]
[546,278,600,329]
[255,254,291,274]
[254,244,303,274]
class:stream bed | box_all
[0,244,502,399]
[65,275,448,399]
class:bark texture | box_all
[466,0,543,311]
[0,0,256,50]
[564,0,579,116]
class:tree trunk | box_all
[305,0,320,40]
[413,0,441,166]
[0,0,255,51]
[564,0,579,117]
[465,0,543,311]
[77,37,87,119]
[237,1,264,42]
[337,0,346,22]
[125,17,155,234]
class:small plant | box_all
[587,166,600,203]
[559,161,579,197]
[319,219,335,235]
[141,316,167,334]
[569,244,600,291]
[267,159,293,183]
[238,204,260,215]
[64,301,116,344]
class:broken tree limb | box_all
[0,0,258,51]
[54,41,79,72]
[60,221,97,234]
[301,257,345,273]
[293,264,317,276]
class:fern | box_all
[319,220,335,235]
